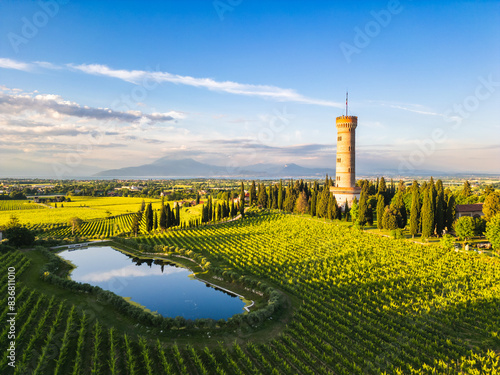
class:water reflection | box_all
[58,246,246,320]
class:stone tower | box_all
[330,93,361,209]
[335,114,357,188]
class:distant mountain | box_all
[94,158,335,178]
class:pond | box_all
[57,246,247,320]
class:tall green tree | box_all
[358,185,369,226]
[350,198,359,223]
[421,188,434,240]
[257,184,267,208]
[153,211,158,231]
[131,213,140,237]
[175,203,181,226]
[239,182,245,217]
[435,180,445,236]
[277,180,283,210]
[376,194,385,230]
[165,203,172,227]
[409,181,420,238]
[249,181,257,206]
[310,190,317,217]
[316,188,329,219]
[483,192,500,220]
[159,206,167,230]
[445,195,456,230]
[327,194,338,220]
[461,180,472,198]
[344,200,350,221]
[145,203,153,232]
[486,214,500,252]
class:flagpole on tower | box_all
[346,91,348,116]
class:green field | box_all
[0,200,46,211]
[0,197,206,235]
[1,211,499,374]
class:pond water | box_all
[57,246,246,320]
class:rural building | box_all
[455,203,484,219]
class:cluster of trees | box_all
[242,176,500,249]
[0,215,35,248]
[201,182,245,223]
[453,191,500,246]
[248,176,347,220]
[368,177,456,240]
[130,198,181,235]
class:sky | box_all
[0,0,499,178]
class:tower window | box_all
[337,158,341,163]
[348,146,351,151]
[338,136,342,141]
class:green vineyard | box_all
[0,201,46,211]
[2,212,500,374]
[33,213,138,239]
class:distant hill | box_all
[94,158,335,178]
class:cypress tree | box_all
[278,180,283,211]
[250,181,257,206]
[144,203,153,232]
[378,177,388,205]
[131,213,140,237]
[175,203,181,226]
[421,188,434,240]
[461,180,472,198]
[344,200,350,221]
[350,198,359,223]
[329,195,339,220]
[376,194,385,230]
[446,195,456,230]
[167,204,173,228]
[230,200,235,218]
[435,180,445,236]
[409,181,420,238]
[316,187,329,219]
[240,182,245,207]
[272,184,278,209]
[196,192,200,205]
[258,184,268,207]
[310,190,317,217]
[159,206,167,230]
[153,211,158,231]
[358,185,369,226]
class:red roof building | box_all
[455,203,484,219]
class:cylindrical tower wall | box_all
[335,116,357,188]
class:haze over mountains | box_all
[93,156,495,179]
[94,157,335,178]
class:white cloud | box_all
[70,63,341,107]
[0,58,33,71]
[0,57,340,107]
[0,89,182,124]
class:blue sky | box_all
[0,0,499,177]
